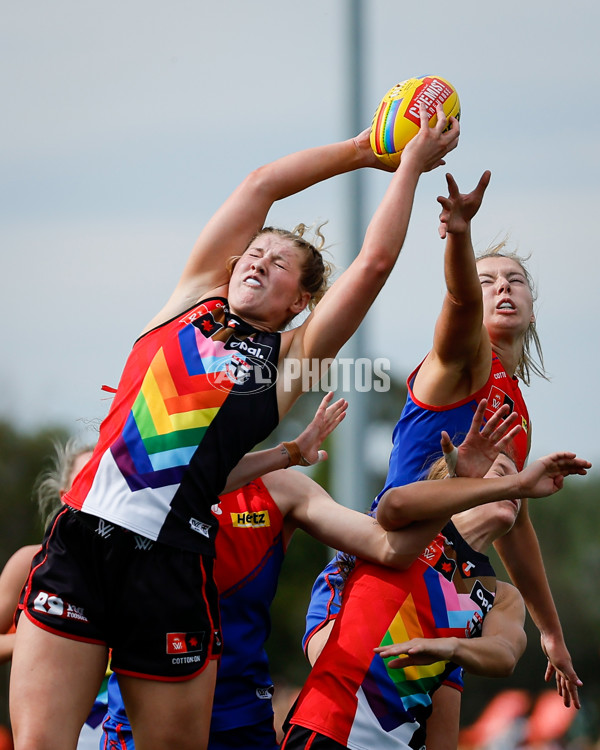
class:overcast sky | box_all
[2,0,599,483]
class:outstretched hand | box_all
[518,452,591,498]
[541,634,582,710]
[438,170,491,239]
[441,399,522,479]
[294,391,348,466]
[375,638,454,669]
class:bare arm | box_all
[0,632,16,664]
[145,133,386,332]
[281,106,460,401]
[436,402,585,710]
[265,469,422,569]
[375,581,526,677]
[221,392,347,493]
[0,545,39,664]
[376,452,591,532]
[413,171,493,405]
[306,619,334,667]
[494,508,582,709]
[263,450,590,573]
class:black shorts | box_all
[280,726,348,750]
[19,507,222,680]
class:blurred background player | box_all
[0,439,102,750]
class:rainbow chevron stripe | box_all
[111,323,234,491]
[360,566,479,728]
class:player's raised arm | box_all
[144,134,382,333]
[415,171,492,405]
[283,105,459,398]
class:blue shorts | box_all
[19,507,222,680]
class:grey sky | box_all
[2,0,599,475]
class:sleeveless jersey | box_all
[104,477,286,738]
[63,298,280,554]
[380,353,530,498]
[290,523,496,750]
[211,476,286,730]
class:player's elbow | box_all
[376,488,413,530]
[489,634,527,678]
[379,546,418,571]
[363,245,398,279]
[493,654,519,678]
[241,165,278,202]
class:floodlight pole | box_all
[331,0,370,514]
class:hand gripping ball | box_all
[370,75,460,168]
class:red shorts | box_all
[18,507,222,681]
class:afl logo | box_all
[208,354,278,394]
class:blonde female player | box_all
[304,172,581,745]
[10,104,459,750]
[376,170,581,707]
